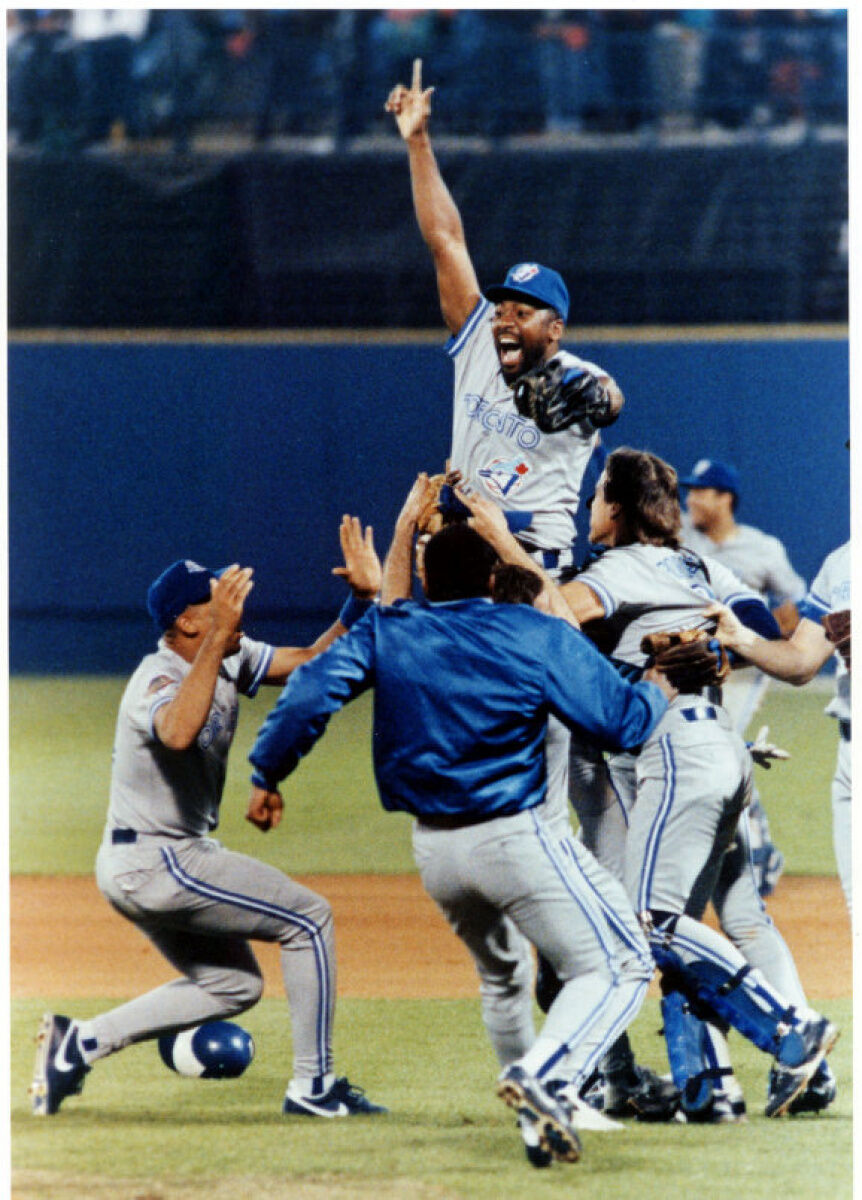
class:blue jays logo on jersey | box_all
[478,456,530,499]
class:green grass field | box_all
[9,676,843,876]
[9,675,852,1198]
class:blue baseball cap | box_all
[678,458,741,497]
[485,263,570,322]
[147,559,223,632]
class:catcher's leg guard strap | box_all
[647,913,793,1055]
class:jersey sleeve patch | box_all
[146,674,176,696]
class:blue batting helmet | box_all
[158,1021,255,1079]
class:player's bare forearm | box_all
[704,603,831,684]
[154,632,231,750]
[381,517,417,604]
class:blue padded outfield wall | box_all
[9,332,849,673]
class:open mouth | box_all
[497,337,522,373]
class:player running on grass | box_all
[248,479,676,1168]
[30,520,387,1120]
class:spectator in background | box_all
[698,9,771,130]
[7,9,80,150]
[767,10,836,127]
[534,12,610,134]
[249,11,341,142]
[69,9,147,146]
[596,10,663,133]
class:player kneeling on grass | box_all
[30,520,387,1120]
[247,475,677,1168]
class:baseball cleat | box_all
[283,1076,388,1118]
[497,1064,582,1164]
[601,1064,682,1122]
[772,1059,837,1117]
[683,1093,747,1124]
[766,1018,839,1118]
[29,1013,90,1116]
[518,1113,553,1169]
[554,1085,625,1132]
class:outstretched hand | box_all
[748,725,790,770]
[332,515,381,598]
[385,58,434,140]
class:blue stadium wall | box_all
[9,331,849,673]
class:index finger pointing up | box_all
[412,58,422,92]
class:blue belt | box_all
[839,720,851,742]
[111,828,138,844]
[680,705,718,723]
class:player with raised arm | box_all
[30,519,387,1121]
[385,61,675,1120]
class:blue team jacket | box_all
[249,597,667,820]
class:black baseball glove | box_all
[512,355,614,433]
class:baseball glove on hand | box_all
[822,608,851,670]
[641,628,731,693]
[512,355,613,433]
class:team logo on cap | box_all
[691,459,712,477]
[478,456,530,499]
[511,263,540,283]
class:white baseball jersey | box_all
[804,540,851,724]
[578,544,760,669]
[447,298,605,552]
[681,517,806,605]
[107,634,274,837]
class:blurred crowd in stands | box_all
[7,9,848,153]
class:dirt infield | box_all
[10,873,851,1000]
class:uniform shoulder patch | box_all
[146,674,176,696]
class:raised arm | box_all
[455,487,581,627]
[155,566,254,750]
[265,515,381,685]
[385,59,481,335]
[381,472,439,604]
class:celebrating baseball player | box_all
[680,456,809,897]
[386,58,622,579]
[247,482,677,1168]
[30,519,387,1120]
[705,539,851,914]
[463,450,839,1122]
[386,61,677,1115]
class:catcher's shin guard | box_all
[661,991,736,1118]
[652,940,794,1056]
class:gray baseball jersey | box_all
[447,298,605,553]
[575,542,813,1043]
[578,543,760,669]
[681,518,806,607]
[91,633,337,1083]
[107,635,274,837]
[804,540,851,911]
